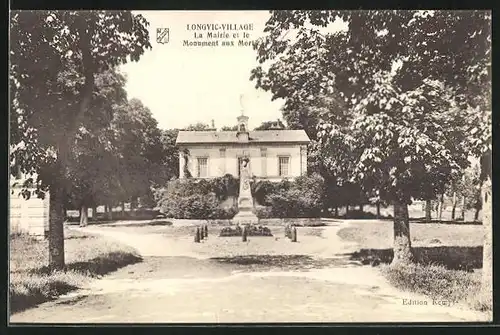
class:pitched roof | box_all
[176,129,310,145]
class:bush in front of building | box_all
[157,173,325,219]
[251,178,293,206]
[255,173,325,218]
[156,177,239,219]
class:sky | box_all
[119,11,284,131]
[120,11,348,131]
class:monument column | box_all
[232,156,259,226]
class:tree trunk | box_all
[49,183,65,270]
[376,202,381,219]
[460,196,466,221]
[334,206,339,218]
[345,205,349,218]
[474,206,480,221]
[359,204,364,212]
[107,205,113,221]
[391,200,413,266]
[92,206,97,220]
[480,152,492,297]
[322,201,329,217]
[425,199,432,222]
[437,194,444,221]
[79,204,88,227]
[47,24,94,271]
[451,192,457,220]
[121,201,125,216]
[131,197,138,210]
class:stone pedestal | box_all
[233,209,259,226]
[233,160,258,226]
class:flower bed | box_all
[219,225,273,237]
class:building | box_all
[176,115,310,181]
[9,167,50,238]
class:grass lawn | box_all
[337,220,491,312]
[337,220,483,249]
[9,228,142,314]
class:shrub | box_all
[210,174,240,200]
[170,193,220,219]
[265,174,325,218]
[254,206,273,218]
[157,178,238,219]
[219,225,273,237]
[251,180,276,206]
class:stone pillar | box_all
[300,145,307,176]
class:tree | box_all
[10,10,151,269]
[160,129,181,182]
[290,94,363,216]
[111,98,166,207]
[254,119,286,130]
[64,68,128,226]
[460,164,482,221]
[251,11,488,268]
[220,125,239,131]
[185,122,211,131]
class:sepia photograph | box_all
[9,10,492,323]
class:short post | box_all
[200,226,204,240]
[204,224,208,238]
[242,225,248,242]
[194,227,201,243]
[291,227,297,242]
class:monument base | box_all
[232,210,259,226]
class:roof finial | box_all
[239,94,245,116]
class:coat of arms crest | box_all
[156,28,169,44]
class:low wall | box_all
[10,181,49,237]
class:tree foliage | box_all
[10,10,152,269]
[185,122,211,131]
[254,119,286,130]
[251,10,491,267]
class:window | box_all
[239,124,246,132]
[197,157,208,177]
[219,148,226,158]
[278,156,290,176]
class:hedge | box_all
[155,173,326,219]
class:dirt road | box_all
[10,223,487,323]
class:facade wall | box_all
[10,179,49,237]
[179,143,308,180]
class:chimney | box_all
[211,119,215,129]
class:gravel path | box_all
[10,222,488,323]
